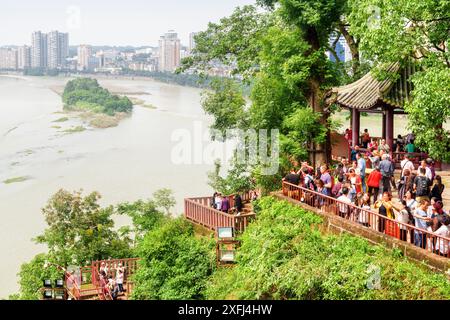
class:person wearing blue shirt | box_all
[356,153,367,193]
[413,199,432,249]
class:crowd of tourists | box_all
[98,262,126,300]
[283,149,449,256]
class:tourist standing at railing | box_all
[337,187,352,218]
[211,192,218,209]
[367,167,382,204]
[356,153,367,193]
[215,194,223,211]
[100,262,108,277]
[374,192,401,235]
[379,154,394,193]
[116,268,124,294]
[393,135,405,153]
[332,176,344,198]
[319,164,333,195]
[430,175,445,202]
[221,196,230,213]
[413,199,432,249]
[348,169,362,195]
[434,216,450,256]
[358,193,371,227]
[302,167,316,191]
[394,201,411,242]
[116,263,125,294]
[234,194,243,214]
[283,168,301,186]
[414,168,432,202]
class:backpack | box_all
[416,177,430,196]
[305,175,316,191]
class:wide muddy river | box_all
[0,75,233,298]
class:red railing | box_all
[64,258,140,300]
[184,194,255,233]
[282,181,450,258]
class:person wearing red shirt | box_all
[367,167,383,204]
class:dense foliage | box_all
[62,78,133,116]
[347,0,450,161]
[205,197,450,300]
[12,188,175,300]
[131,218,215,300]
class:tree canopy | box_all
[63,78,133,116]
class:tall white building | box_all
[31,31,47,68]
[31,31,69,69]
[58,32,69,67]
[0,48,18,69]
[78,45,92,71]
[18,45,31,69]
[158,30,181,72]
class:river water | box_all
[0,75,231,298]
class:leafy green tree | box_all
[200,78,249,137]
[116,199,167,241]
[152,188,176,216]
[35,189,133,267]
[62,78,133,115]
[131,218,215,300]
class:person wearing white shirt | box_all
[420,160,433,181]
[434,216,450,256]
[337,187,352,218]
[400,154,415,178]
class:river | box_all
[0,75,231,298]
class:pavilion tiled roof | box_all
[330,60,417,110]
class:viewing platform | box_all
[184,192,256,233]
[42,258,141,300]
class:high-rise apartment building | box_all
[0,48,18,69]
[31,31,69,69]
[58,32,69,67]
[78,45,92,70]
[158,30,181,72]
[18,45,31,69]
[31,31,48,68]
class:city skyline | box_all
[0,0,255,47]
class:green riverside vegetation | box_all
[62,78,133,116]
[11,191,450,300]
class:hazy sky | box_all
[0,0,256,47]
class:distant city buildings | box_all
[0,48,18,69]
[30,30,69,69]
[18,46,31,69]
[158,30,181,72]
[77,45,93,71]
[0,29,233,76]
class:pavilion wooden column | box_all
[351,108,360,147]
[382,112,386,139]
[385,107,394,152]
